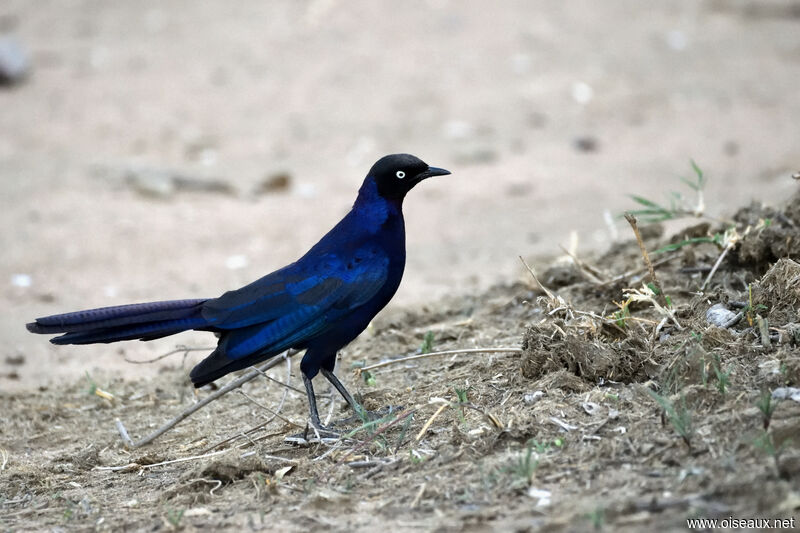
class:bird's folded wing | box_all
[201,248,389,359]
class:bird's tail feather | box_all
[26,298,210,345]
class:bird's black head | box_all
[368,154,450,200]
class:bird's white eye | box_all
[396,170,406,179]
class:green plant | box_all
[743,284,768,327]
[508,440,539,488]
[647,389,693,449]
[611,300,631,329]
[753,430,788,478]
[627,160,707,223]
[709,353,732,396]
[84,371,98,395]
[452,385,470,423]
[165,508,184,530]
[756,390,776,430]
[586,506,606,530]
[652,233,723,254]
[361,369,376,387]
[420,331,435,354]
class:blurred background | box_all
[1,0,798,389]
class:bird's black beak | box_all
[418,166,451,180]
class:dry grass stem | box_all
[359,347,520,373]
[624,213,666,307]
[95,449,232,472]
[415,403,449,442]
[116,349,299,448]
[124,345,215,365]
[519,255,558,302]
[701,229,741,290]
[558,244,607,283]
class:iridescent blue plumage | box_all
[26,154,451,431]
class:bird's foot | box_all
[284,423,340,446]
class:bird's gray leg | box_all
[302,373,325,430]
[320,368,365,418]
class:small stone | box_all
[665,29,688,51]
[11,273,31,288]
[443,120,475,140]
[125,168,175,198]
[255,172,292,195]
[0,37,29,86]
[571,81,594,105]
[706,303,741,328]
[582,402,600,415]
[225,255,249,270]
[573,135,599,153]
[772,387,800,403]
[524,391,545,404]
[452,144,498,165]
[5,354,25,366]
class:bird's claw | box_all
[284,423,340,446]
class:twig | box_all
[124,345,214,364]
[250,364,304,394]
[237,390,304,429]
[198,355,295,453]
[116,349,299,448]
[757,315,772,349]
[624,213,667,307]
[326,409,416,473]
[411,483,426,508]
[599,254,679,287]
[0,447,8,470]
[558,244,607,283]
[519,256,557,300]
[188,478,223,496]
[95,449,231,471]
[701,242,733,290]
[415,403,448,441]
[359,348,520,373]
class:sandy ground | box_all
[1,190,799,531]
[1,1,799,388]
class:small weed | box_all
[709,353,732,396]
[453,385,469,404]
[84,372,98,395]
[165,508,185,530]
[508,440,539,488]
[647,388,693,449]
[420,331,435,354]
[611,300,631,328]
[452,385,470,423]
[530,439,551,453]
[743,284,768,327]
[652,233,723,254]
[360,369,376,387]
[627,160,707,223]
[756,390,775,430]
[586,506,606,530]
[409,449,428,464]
[753,430,788,478]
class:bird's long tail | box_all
[26,299,210,345]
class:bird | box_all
[26,153,451,433]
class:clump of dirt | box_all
[734,193,800,268]
[752,258,800,325]
[3,187,800,531]
[520,319,651,383]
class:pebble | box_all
[706,303,742,328]
[0,36,29,86]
